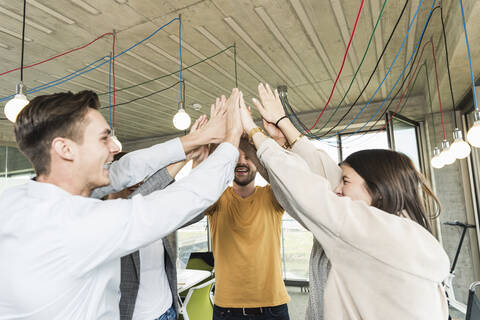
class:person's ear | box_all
[51,137,75,161]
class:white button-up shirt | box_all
[0,139,238,320]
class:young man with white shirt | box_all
[0,89,243,320]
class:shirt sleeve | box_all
[90,138,186,199]
[265,185,283,213]
[61,142,238,274]
[291,137,342,188]
[129,167,174,197]
[205,202,218,216]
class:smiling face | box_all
[233,149,257,186]
[74,109,120,190]
[334,164,372,205]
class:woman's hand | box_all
[252,83,285,124]
[262,119,287,146]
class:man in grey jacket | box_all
[117,117,210,320]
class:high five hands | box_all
[194,83,294,151]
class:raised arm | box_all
[90,98,229,199]
[252,83,341,186]
[63,89,243,274]
[63,143,239,274]
[256,138,450,280]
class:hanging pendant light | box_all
[440,140,455,165]
[431,147,444,169]
[450,128,471,159]
[4,0,29,122]
[172,15,190,131]
[467,110,480,148]
[439,4,470,159]
[173,100,191,130]
[459,0,480,149]
[5,82,29,122]
[110,129,122,153]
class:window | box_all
[340,130,389,161]
[0,146,34,195]
[310,137,340,164]
[175,161,210,268]
[391,117,421,170]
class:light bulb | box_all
[440,140,456,165]
[4,83,29,122]
[450,128,471,159]
[173,103,191,130]
[467,111,480,148]
[111,133,122,153]
[431,147,444,169]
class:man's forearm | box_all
[180,131,207,154]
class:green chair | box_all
[181,252,215,300]
[179,279,215,320]
[185,252,214,272]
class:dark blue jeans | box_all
[154,306,176,320]
[213,304,289,320]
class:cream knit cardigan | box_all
[258,137,450,320]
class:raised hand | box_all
[186,115,210,167]
[224,88,242,148]
[262,118,287,146]
[239,91,257,133]
[251,83,285,124]
[198,95,228,144]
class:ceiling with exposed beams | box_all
[0,0,479,148]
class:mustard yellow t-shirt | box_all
[207,185,290,307]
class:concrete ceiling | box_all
[0,0,479,149]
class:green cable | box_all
[98,45,235,96]
[311,0,389,134]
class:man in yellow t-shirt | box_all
[206,139,290,319]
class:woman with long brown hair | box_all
[239,83,450,320]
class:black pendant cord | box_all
[440,3,458,128]
[20,0,26,82]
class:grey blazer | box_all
[119,167,204,320]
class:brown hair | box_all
[343,149,440,233]
[14,90,100,176]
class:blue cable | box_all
[179,16,183,102]
[108,53,112,127]
[320,0,426,139]
[0,56,108,103]
[339,0,437,142]
[460,0,478,111]
[0,17,179,103]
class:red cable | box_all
[431,41,446,139]
[381,40,432,130]
[112,32,116,129]
[308,0,365,131]
[0,32,113,77]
